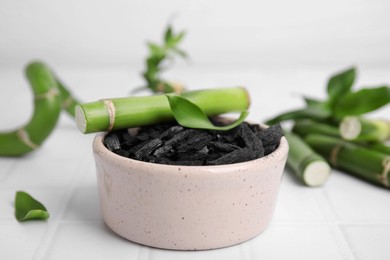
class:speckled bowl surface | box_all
[93,127,288,250]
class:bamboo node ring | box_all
[62,96,73,109]
[34,88,60,100]
[17,128,39,150]
[101,99,116,132]
[378,156,390,187]
[330,144,342,167]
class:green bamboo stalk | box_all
[305,134,390,188]
[76,87,250,134]
[55,78,80,117]
[339,116,390,142]
[284,131,331,187]
[292,120,340,138]
[0,62,62,156]
[369,143,390,155]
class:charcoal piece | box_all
[160,125,184,139]
[249,123,261,133]
[264,145,277,156]
[104,120,282,166]
[114,149,130,157]
[135,131,151,141]
[128,140,149,155]
[143,155,159,163]
[238,123,264,157]
[207,148,257,165]
[153,145,174,158]
[134,138,163,160]
[176,132,212,152]
[209,141,240,152]
[256,124,283,154]
[206,151,227,161]
[168,160,204,166]
[165,129,196,147]
[146,128,161,139]
[121,131,138,147]
[104,133,121,151]
[177,146,209,161]
[154,157,173,165]
[216,124,242,143]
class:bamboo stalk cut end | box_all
[340,116,361,140]
[303,161,331,187]
[75,105,87,134]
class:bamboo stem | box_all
[76,87,250,134]
[292,120,340,138]
[339,116,390,142]
[305,134,390,188]
[369,143,390,155]
[55,77,80,117]
[0,62,62,156]
[284,131,331,187]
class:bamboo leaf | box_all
[166,95,249,131]
[266,107,331,125]
[304,97,325,108]
[334,86,390,118]
[164,25,173,44]
[327,67,356,107]
[170,31,186,47]
[15,191,49,222]
[147,42,164,57]
[172,48,188,58]
[142,24,187,93]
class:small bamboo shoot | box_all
[292,120,340,138]
[0,62,62,156]
[285,131,331,187]
[305,134,390,188]
[76,87,250,134]
[339,116,390,142]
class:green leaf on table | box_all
[15,191,49,222]
[334,86,390,118]
[166,95,249,131]
[327,67,356,107]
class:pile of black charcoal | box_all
[104,120,283,166]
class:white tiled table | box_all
[1,66,389,260]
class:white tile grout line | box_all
[317,189,356,260]
[31,156,93,260]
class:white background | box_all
[0,0,390,69]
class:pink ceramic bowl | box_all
[93,127,288,250]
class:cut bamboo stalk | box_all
[76,87,250,134]
[369,143,390,155]
[292,120,340,138]
[0,62,62,156]
[284,131,331,187]
[305,134,390,188]
[339,116,390,142]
